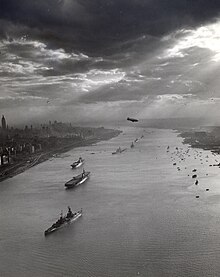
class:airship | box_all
[127,117,138,122]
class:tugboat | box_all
[65,169,90,189]
[71,157,84,169]
[44,207,82,236]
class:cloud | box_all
[1,1,220,125]
[1,0,220,54]
[164,21,220,61]
[0,37,127,113]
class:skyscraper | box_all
[2,115,6,130]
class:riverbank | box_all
[0,127,122,182]
[179,126,220,155]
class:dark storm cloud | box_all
[1,0,220,54]
[1,0,220,125]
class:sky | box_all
[1,0,220,126]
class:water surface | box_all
[1,127,220,277]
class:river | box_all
[1,127,220,277]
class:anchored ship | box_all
[65,169,90,189]
[71,157,84,169]
[44,207,82,236]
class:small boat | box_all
[130,142,134,148]
[112,147,122,155]
[44,207,82,236]
[71,157,84,169]
[65,170,90,189]
[112,147,126,155]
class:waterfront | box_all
[1,127,220,276]
[0,121,120,182]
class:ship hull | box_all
[44,212,82,236]
[65,172,90,189]
[112,148,126,155]
[71,160,84,169]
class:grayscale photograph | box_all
[1,1,220,276]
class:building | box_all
[1,115,6,130]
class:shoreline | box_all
[0,128,122,183]
[178,127,220,155]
